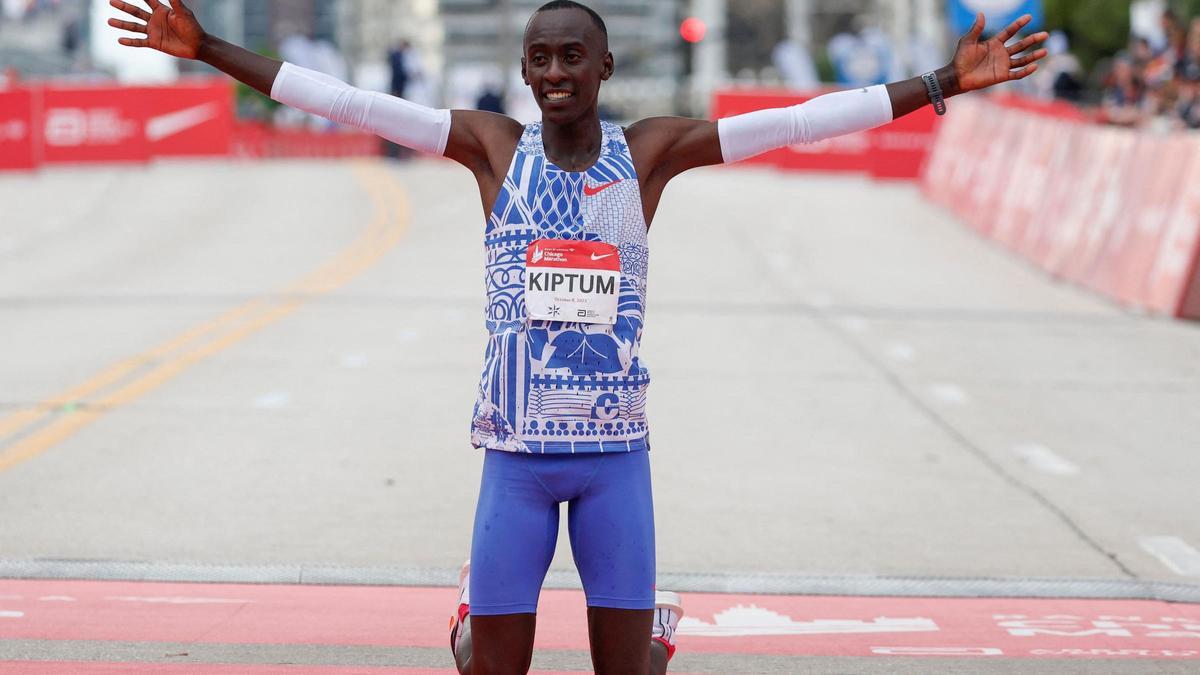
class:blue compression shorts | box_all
[469,449,656,616]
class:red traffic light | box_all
[680,17,707,44]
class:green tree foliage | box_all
[1041,0,1132,72]
[1041,0,1200,73]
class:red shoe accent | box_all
[651,635,676,660]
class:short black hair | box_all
[528,0,608,42]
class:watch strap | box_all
[922,71,947,116]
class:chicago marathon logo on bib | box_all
[525,239,621,324]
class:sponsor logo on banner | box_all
[44,107,139,147]
[142,82,233,156]
[145,102,221,142]
[40,87,150,163]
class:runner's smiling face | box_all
[522,8,613,124]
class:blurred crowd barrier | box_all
[0,79,382,170]
[923,94,1200,321]
[712,89,941,180]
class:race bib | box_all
[525,239,620,324]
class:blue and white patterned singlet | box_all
[471,121,651,454]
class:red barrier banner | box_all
[1057,128,1137,285]
[921,95,1200,320]
[0,89,38,170]
[870,105,939,179]
[142,80,234,157]
[230,121,382,159]
[1147,138,1200,317]
[1095,135,1190,305]
[712,89,939,179]
[40,85,150,164]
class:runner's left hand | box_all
[951,13,1049,93]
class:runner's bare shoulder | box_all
[447,110,524,175]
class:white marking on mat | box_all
[0,611,23,618]
[678,605,938,637]
[1012,444,1080,476]
[872,647,1003,657]
[38,596,76,602]
[929,383,969,405]
[105,596,251,605]
[886,343,917,363]
[253,391,291,410]
[1139,537,1200,577]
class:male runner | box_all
[107,1,1048,672]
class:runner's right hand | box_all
[108,0,204,60]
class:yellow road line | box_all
[0,162,409,473]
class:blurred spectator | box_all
[2,66,19,89]
[1084,6,1200,130]
[476,84,505,115]
[771,38,819,91]
[1030,31,1083,102]
[1101,58,1146,126]
[388,40,412,100]
[1180,18,1200,82]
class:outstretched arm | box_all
[108,0,279,94]
[629,13,1049,185]
[107,0,519,185]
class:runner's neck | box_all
[541,114,603,172]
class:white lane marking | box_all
[252,391,291,410]
[886,342,917,363]
[0,611,23,618]
[339,353,369,369]
[37,596,76,602]
[872,647,1003,657]
[678,605,938,637]
[929,383,969,406]
[1011,444,1080,476]
[1139,537,1200,577]
[105,596,251,605]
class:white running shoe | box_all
[449,561,471,669]
[651,590,683,660]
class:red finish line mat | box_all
[1,579,1198,666]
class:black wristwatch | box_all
[922,71,947,116]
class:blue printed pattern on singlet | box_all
[472,121,650,454]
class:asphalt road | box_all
[1,158,1198,672]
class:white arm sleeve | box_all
[717,84,893,164]
[270,61,452,156]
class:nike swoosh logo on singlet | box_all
[590,253,616,261]
[584,179,623,197]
